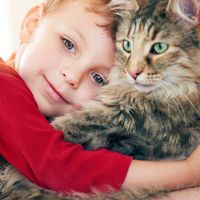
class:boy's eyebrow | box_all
[66,24,86,44]
[74,29,85,41]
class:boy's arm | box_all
[0,59,132,193]
[123,146,200,191]
[158,187,200,200]
[1,59,200,193]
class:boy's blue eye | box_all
[91,72,106,86]
[63,39,75,53]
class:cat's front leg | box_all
[53,101,113,150]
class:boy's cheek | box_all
[76,87,98,104]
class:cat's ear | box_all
[166,0,200,25]
[109,0,139,18]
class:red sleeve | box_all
[0,58,132,193]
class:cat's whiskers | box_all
[181,93,200,117]
[159,79,200,117]
[157,80,172,101]
[174,98,187,120]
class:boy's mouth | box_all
[43,75,69,104]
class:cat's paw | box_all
[53,114,93,145]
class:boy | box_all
[1,0,200,197]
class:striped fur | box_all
[1,0,200,199]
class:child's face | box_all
[16,1,114,117]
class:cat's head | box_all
[115,0,200,99]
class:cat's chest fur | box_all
[97,79,200,159]
[53,77,200,161]
[54,0,200,161]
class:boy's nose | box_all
[61,68,81,89]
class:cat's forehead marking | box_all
[130,0,174,42]
[130,17,158,43]
[144,19,157,41]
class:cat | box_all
[55,0,200,160]
[1,0,200,199]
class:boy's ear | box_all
[19,4,45,43]
[166,0,200,25]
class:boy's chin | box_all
[40,107,70,118]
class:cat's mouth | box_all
[126,71,159,93]
[134,82,157,93]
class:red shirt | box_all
[0,58,132,193]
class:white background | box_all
[0,0,38,60]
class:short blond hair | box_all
[43,0,137,39]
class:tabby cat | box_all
[1,0,200,199]
[55,0,200,160]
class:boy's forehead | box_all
[44,0,113,25]
[44,0,114,52]
[45,0,108,13]
[45,0,113,35]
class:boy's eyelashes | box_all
[60,36,108,87]
[90,72,107,86]
[62,38,76,54]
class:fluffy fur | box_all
[0,164,167,200]
[1,0,200,199]
[55,0,200,160]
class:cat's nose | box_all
[129,70,143,80]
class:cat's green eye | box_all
[151,42,169,55]
[123,40,132,53]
